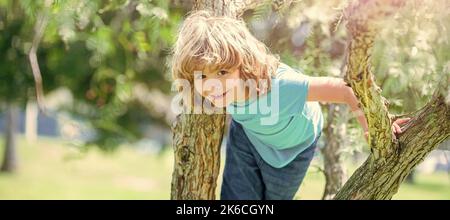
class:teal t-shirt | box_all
[226,63,323,168]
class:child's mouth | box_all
[209,90,230,100]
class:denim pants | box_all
[221,119,320,200]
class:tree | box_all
[321,104,349,199]
[334,0,449,199]
[0,0,37,173]
[0,104,19,172]
[171,0,449,200]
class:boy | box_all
[170,10,409,200]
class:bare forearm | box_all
[345,89,369,133]
[306,76,369,133]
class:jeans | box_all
[220,119,320,200]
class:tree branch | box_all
[335,74,450,200]
[343,0,406,160]
[28,9,49,112]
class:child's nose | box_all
[204,86,218,96]
[204,81,223,94]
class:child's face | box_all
[194,66,247,108]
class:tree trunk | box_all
[334,0,450,199]
[1,103,19,173]
[170,0,234,201]
[171,114,225,200]
[321,104,348,200]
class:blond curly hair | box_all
[170,10,279,94]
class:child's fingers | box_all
[393,123,402,133]
[395,117,411,125]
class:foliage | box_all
[0,0,185,149]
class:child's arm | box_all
[306,77,410,140]
[306,77,369,138]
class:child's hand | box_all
[363,117,411,142]
[392,117,411,136]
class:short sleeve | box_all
[273,65,310,117]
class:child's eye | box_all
[194,74,207,79]
[217,70,228,76]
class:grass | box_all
[0,137,172,199]
[0,136,448,200]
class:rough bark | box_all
[343,0,398,160]
[171,114,226,199]
[335,90,450,199]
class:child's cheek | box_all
[225,79,239,100]
[193,86,205,98]
[226,80,235,92]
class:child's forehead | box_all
[201,65,220,74]
[192,64,219,75]
[198,64,238,75]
